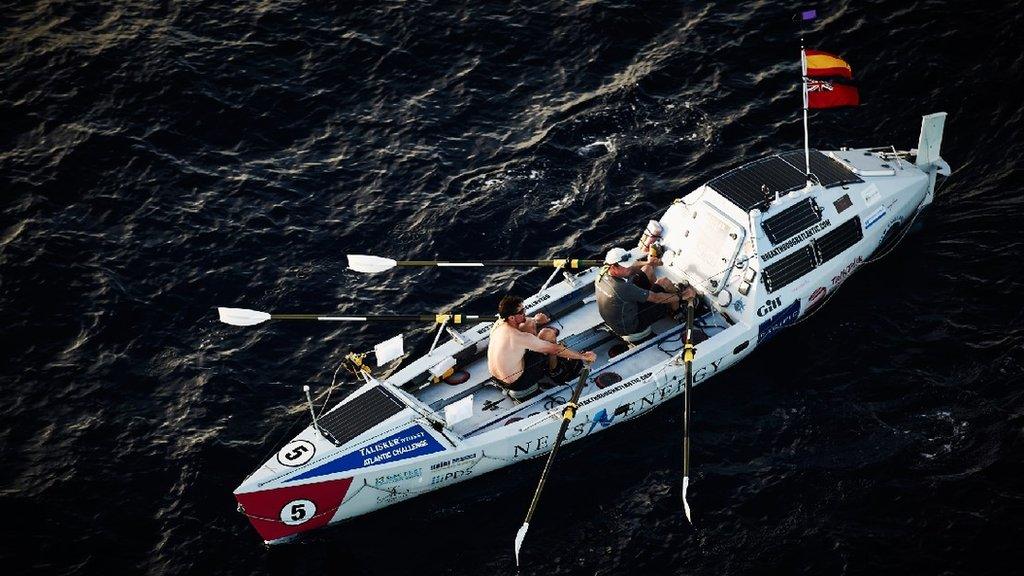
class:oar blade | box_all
[514,522,529,566]
[347,254,397,273]
[682,476,692,524]
[217,307,272,326]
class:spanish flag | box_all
[805,50,852,79]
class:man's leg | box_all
[538,327,559,370]
[641,262,658,286]
[518,312,550,335]
[653,277,681,312]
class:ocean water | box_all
[2,1,1023,574]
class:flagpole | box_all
[801,38,811,182]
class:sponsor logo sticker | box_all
[807,286,827,311]
[756,296,782,317]
[864,208,886,230]
[831,256,864,287]
[757,300,800,344]
[288,425,445,482]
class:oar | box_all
[681,298,696,524]
[513,365,592,566]
[217,307,497,327]
[347,254,603,274]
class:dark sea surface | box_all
[3,1,1023,574]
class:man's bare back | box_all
[487,322,558,384]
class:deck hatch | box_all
[762,198,822,244]
[762,245,817,293]
[813,216,863,264]
[318,386,405,446]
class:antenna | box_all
[303,385,321,436]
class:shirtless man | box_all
[487,295,596,400]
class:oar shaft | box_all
[682,299,696,521]
[522,368,591,526]
[395,259,602,269]
[268,314,498,323]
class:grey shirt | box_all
[595,270,651,335]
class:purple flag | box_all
[801,9,817,20]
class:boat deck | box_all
[411,296,731,439]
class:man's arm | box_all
[647,290,680,304]
[520,331,594,362]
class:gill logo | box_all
[756,296,782,317]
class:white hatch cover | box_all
[673,201,746,294]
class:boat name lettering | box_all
[761,219,832,262]
[513,435,551,458]
[693,356,726,383]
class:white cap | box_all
[604,247,637,267]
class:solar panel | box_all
[779,150,863,188]
[761,198,822,244]
[762,245,817,293]
[813,216,863,264]
[707,155,806,210]
[318,386,405,446]
[708,150,863,210]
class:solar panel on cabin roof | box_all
[708,150,863,210]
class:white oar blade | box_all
[514,522,529,566]
[217,307,272,326]
[346,254,397,273]
[682,476,692,524]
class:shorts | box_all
[502,350,547,399]
[637,302,667,328]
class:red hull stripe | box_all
[236,477,353,541]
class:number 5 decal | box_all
[276,439,316,467]
[280,499,316,525]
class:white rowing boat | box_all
[229,112,950,545]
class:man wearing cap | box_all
[595,247,696,342]
[488,295,597,400]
